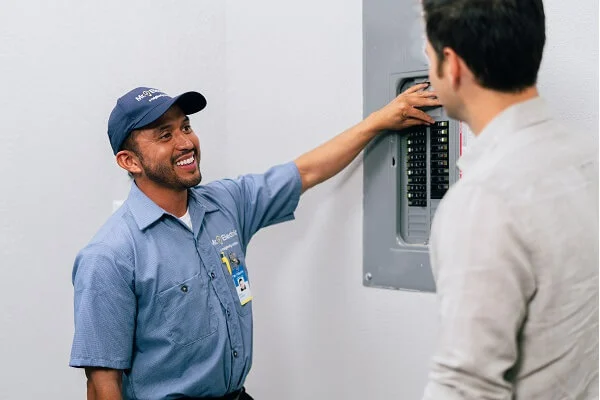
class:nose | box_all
[174,130,194,150]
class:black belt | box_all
[179,387,250,400]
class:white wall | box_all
[0,1,597,399]
[0,2,227,398]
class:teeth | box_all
[176,156,194,166]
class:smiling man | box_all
[70,84,439,400]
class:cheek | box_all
[427,76,448,105]
[427,60,439,83]
[191,136,200,152]
[144,148,171,166]
[427,67,439,90]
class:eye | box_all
[159,132,172,140]
[182,124,192,133]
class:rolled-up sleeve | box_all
[424,185,536,400]
[70,244,136,370]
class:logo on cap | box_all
[135,88,167,103]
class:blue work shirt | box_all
[70,162,301,400]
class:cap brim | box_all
[175,91,207,115]
[133,91,207,130]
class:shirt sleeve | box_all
[216,162,302,247]
[423,184,536,400]
[69,243,136,370]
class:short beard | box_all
[138,152,202,191]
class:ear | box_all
[443,47,462,90]
[116,150,143,175]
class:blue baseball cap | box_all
[107,87,207,155]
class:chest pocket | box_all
[156,273,218,346]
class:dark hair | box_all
[120,133,141,156]
[423,0,545,92]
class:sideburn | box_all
[436,49,445,78]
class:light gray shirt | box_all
[423,97,599,400]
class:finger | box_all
[409,97,442,108]
[402,117,431,128]
[417,90,438,98]
[406,106,435,124]
[402,82,430,95]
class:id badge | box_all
[232,266,252,305]
[225,252,252,306]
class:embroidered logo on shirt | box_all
[212,229,238,246]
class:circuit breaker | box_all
[362,1,468,292]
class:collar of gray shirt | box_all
[457,97,551,173]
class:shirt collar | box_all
[457,96,551,173]
[126,183,219,231]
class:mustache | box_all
[172,149,199,163]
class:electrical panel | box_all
[362,1,468,292]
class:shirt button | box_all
[180,285,188,293]
[233,350,238,358]
[210,272,216,279]
[226,309,231,317]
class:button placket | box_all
[197,227,245,379]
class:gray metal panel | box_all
[363,1,460,292]
[363,0,427,116]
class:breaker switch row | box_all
[430,120,450,199]
[408,153,426,161]
[406,128,428,207]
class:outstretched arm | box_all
[294,83,439,193]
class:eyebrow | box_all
[155,116,190,133]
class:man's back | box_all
[487,109,597,398]
[427,98,598,399]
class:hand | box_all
[367,83,441,131]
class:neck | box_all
[135,179,188,217]
[462,86,539,135]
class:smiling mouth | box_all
[175,154,195,167]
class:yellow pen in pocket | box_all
[220,251,232,275]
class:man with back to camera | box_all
[419,0,598,399]
[69,84,440,399]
